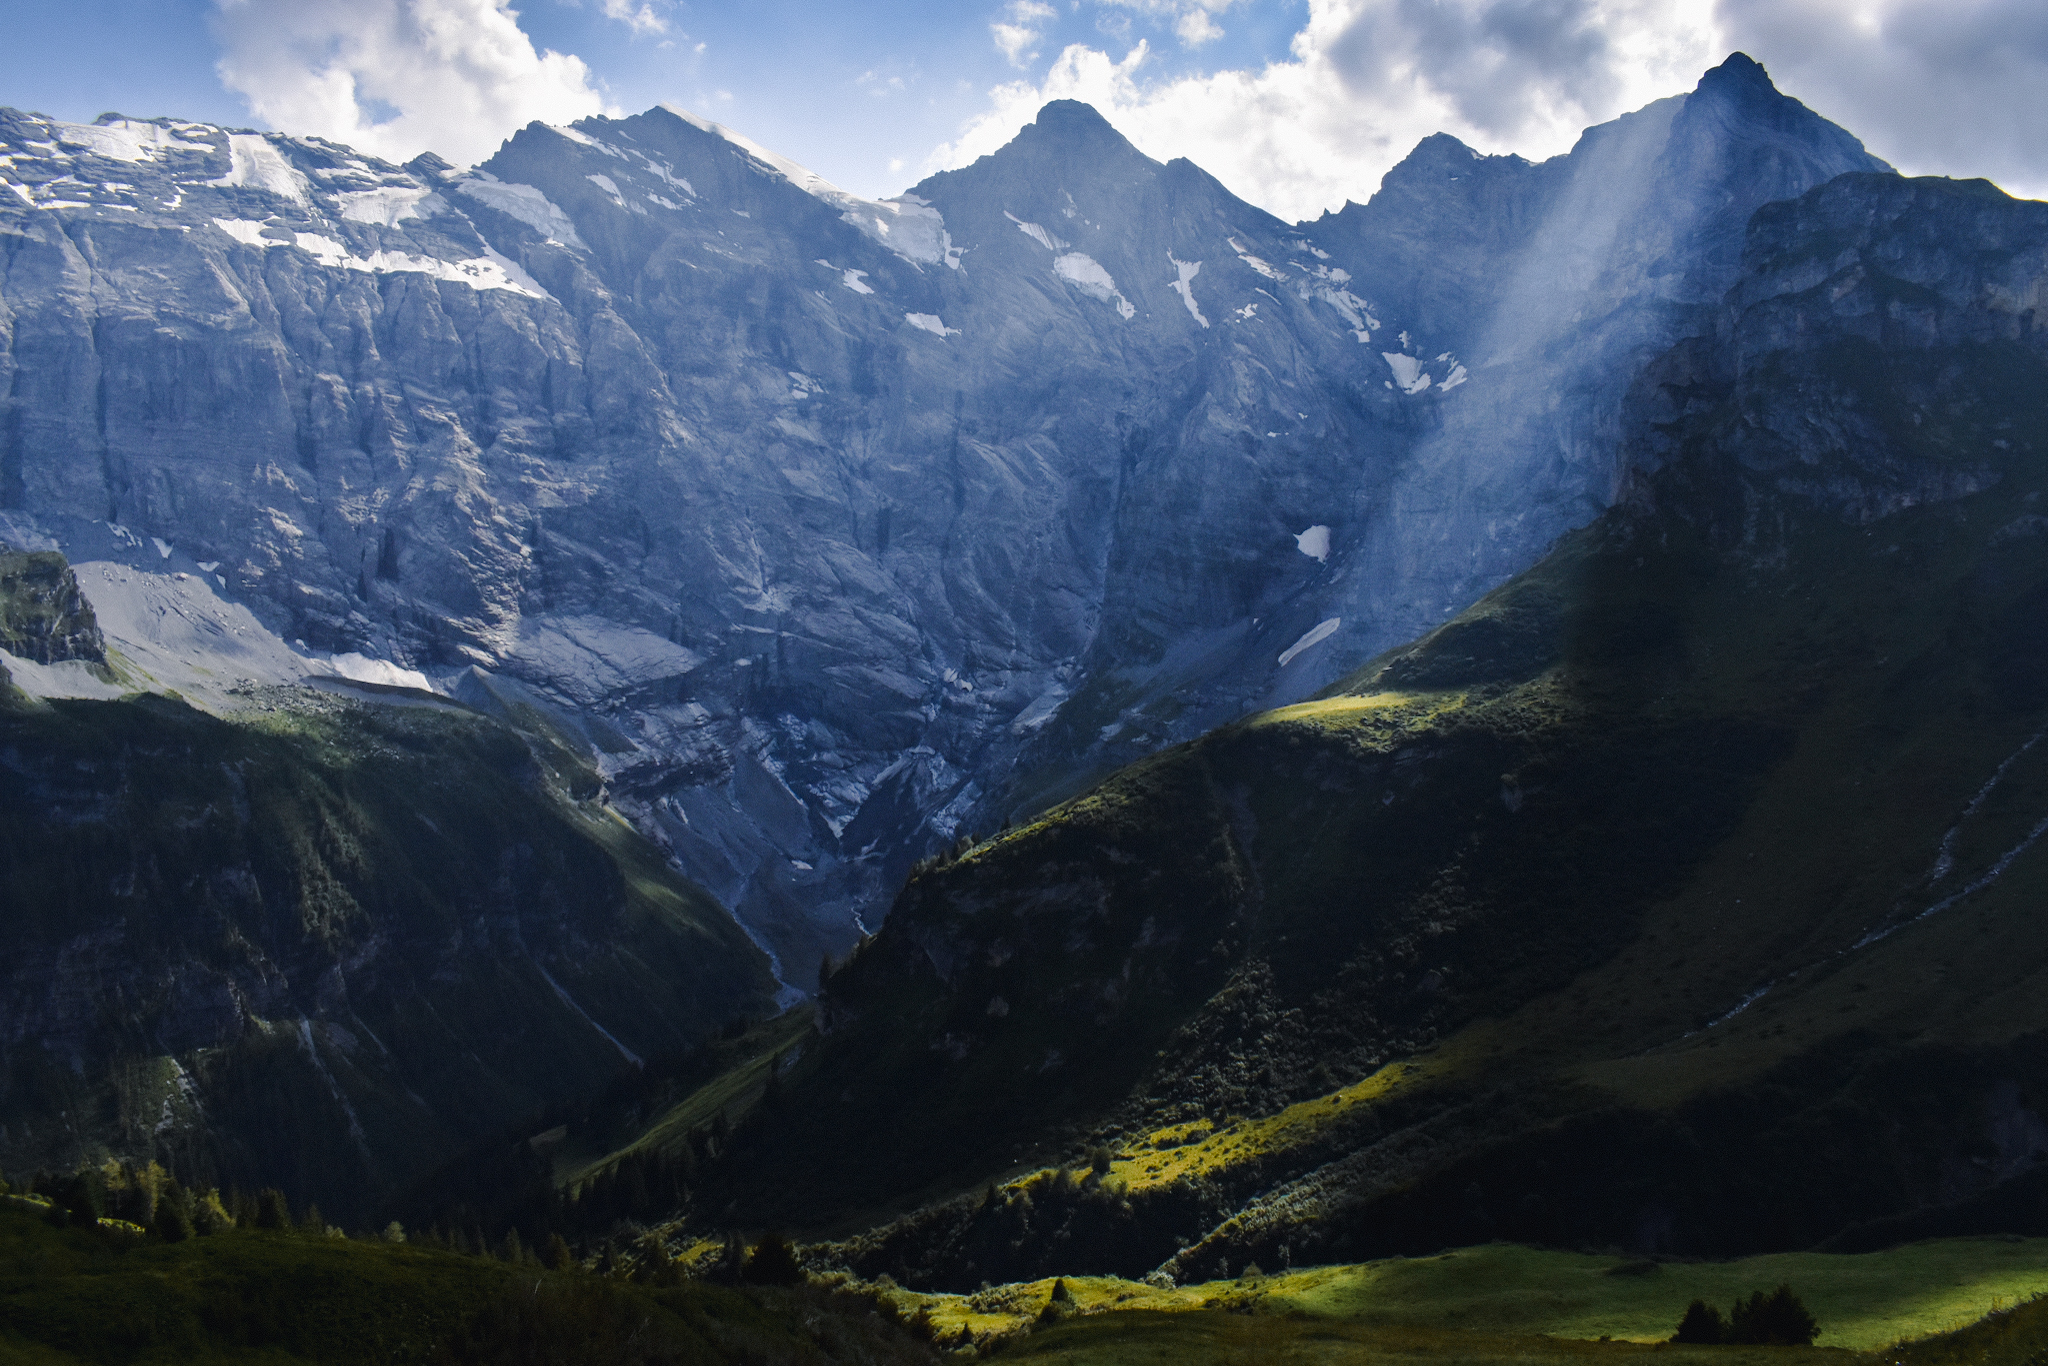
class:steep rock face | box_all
[0,58,1887,976]
[0,547,103,664]
[1303,51,1889,661]
[678,173,2048,1280]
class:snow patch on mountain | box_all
[1168,254,1208,327]
[1228,236,1287,282]
[905,313,958,337]
[1006,210,1068,252]
[453,175,588,249]
[211,219,550,299]
[53,119,213,163]
[205,134,308,204]
[211,217,267,246]
[337,186,435,226]
[1383,352,1432,393]
[1294,525,1331,562]
[1278,618,1341,667]
[1053,252,1134,319]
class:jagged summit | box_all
[0,60,1903,995]
[1029,99,1129,144]
[1702,49,1778,94]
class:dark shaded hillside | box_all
[0,641,778,1225]
[575,172,2048,1286]
[0,1201,938,1366]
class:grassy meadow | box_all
[883,1239,2048,1354]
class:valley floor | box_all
[875,1237,2048,1353]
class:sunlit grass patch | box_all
[1111,1062,1428,1192]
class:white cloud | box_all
[1717,0,2048,200]
[940,0,2048,219]
[993,0,1060,67]
[934,0,1721,221]
[1099,0,1242,48]
[210,0,616,168]
[598,0,668,35]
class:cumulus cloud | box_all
[935,0,1720,220]
[1098,0,1245,47]
[935,0,2048,219]
[993,0,1060,67]
[1717,0,2048,200]
[597,0,669,36]
[211,0,616,168]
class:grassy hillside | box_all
[863,1237,2048,1361]
[0,669,778,1226]
[0,1200,936,1365]
[498,175,2048,1287]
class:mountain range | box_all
[0,54,1883,991]
[3,50,2046,1291]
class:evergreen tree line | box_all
[6,1159,335,1241]
[1673,1285,1820,1346]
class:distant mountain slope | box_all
[0,557,778,1224]
[629,172,2048,1285]
[0,57,1886,970]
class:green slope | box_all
[0,650,778,1225]
[0,1201,935,1365]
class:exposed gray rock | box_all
[0,56,1890,981]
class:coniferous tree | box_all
[254,1188,291,1230]
[547,1232,576,1271]
[153,1198,195,1243]
[741,1231,803,1286]
[1673,1300,1725,1344]
[1729,1285,1818,1346]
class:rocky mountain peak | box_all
[1697,50,1780,98]
[0,61,1917,987]
[1029,99,1128,144]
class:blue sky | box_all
[3,0,2043,219]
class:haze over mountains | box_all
[0,55,1885,991]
